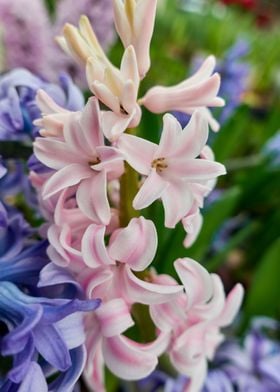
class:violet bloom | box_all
[214,317,280,391]
[0,200,49,286]
[52,0,115,88]
[141,317,280,392]
[0,0,53,77]
[0,68,84,141]
[215,39,250,123]
[0,281,100,391]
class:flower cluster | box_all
[140,317,280,391]
[0,163,101,390]
[30,1,244,391]
[0,68,102,389]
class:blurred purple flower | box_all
[174,39,250,129]
[0,68,84,141]
[215,317,280,392]
[215,39,250,123]
[139,318,280,392]
[0,199,49,286]
[0,281,100,391]
[0,0,53,77]
[52,0,116,88]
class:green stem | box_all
[118,128,141,226]
[118,129,156,342]
[119,161,140,227]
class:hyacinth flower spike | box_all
[113,0,158,78]
[118,110,226,228]
[34,97,124,225]
[139,56,225,120]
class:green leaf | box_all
[244,238,280,321]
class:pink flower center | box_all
[88,157,101,167]
[151,157,168,173]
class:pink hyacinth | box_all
[150,258,244,392]
[118,110,226,228]
[139,56,225,117]
[84,298,169,392]
[34,96,124,225]
[79,217,182,305]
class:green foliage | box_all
[244,238,280,321]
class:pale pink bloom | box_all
[79,217,182,305]
[113,0,158,78]
[84,298,169,391]
[182,203,203,248]
[45,188,119,269]
[118,111,226,228]
[34,97,124,225]
[34,89,71,138]
[88,44,142,136]
[150,258,244,392]
[58,16,141,131]
[139,56,225,120]
[181,145,219,247]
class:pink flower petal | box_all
[140,73,223,114]
[182,207,203,248]
[174,110,209,158]
[156,114,182,158]
[122,265,183,305]
[108,217,157,271]
[182,56,216,87]
[134,0,157,78]
[120,45,139,90]
[34,138,83,170]
[79,97,103,151]
[101,110,136,142]
[84,342,106,392]
[117,134,157,175]
[76,171,111,225]
[95,299,134,337]
[102,335,158,380]
[81,224,114,268]
[218,283,244,327]
[150,299,186,332]
[94,146,124,179]
[42,164,91,199]
[174,258,213,309]
[47,224,70,265]
[80,268,114,300]
[167,159,226,181]
[36,89,67,115]
[193,274,226,320]
[161,182,193,228]
[133,169,168,210]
